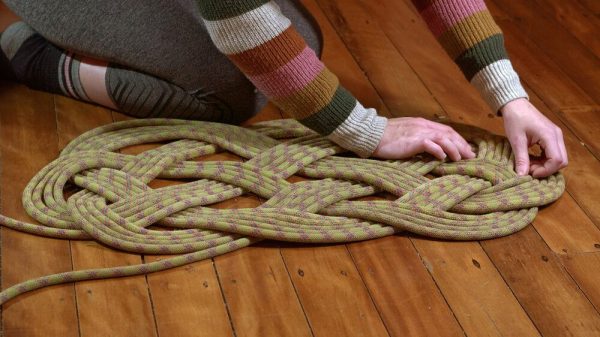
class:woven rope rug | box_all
[0,118,565,304]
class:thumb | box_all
[510,135,530,176]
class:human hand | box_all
[501,98,568,178]
[372,117,475,161]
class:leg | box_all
[4,0,322,121]
[1,21,237,121]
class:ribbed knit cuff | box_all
[470,59,529,114]
[0,21,35,60]
[327,102,387,158]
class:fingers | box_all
[423,120,475,160]
[510,135,530,176]
[437,137,461,161]
[422,139,446,160]
[531,133,565,178]
[499,99,568,177]
[372,117,476,161]
[425,136,472,162]
[556,129,568,169]
[451,137,476,159]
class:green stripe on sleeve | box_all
[299,86,357,136]
[197,0,270,21]
[455,34,508,81]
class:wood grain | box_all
[348,236,465,337]
[561,252,600,313]
[283,245,390,337]
[533,0,600,57]
[216,246,313,337]
[412,238,542,337]
[487,0,600,102]
[0,84,79,337]
[482,227,600,337]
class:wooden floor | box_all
[0,0,599,336]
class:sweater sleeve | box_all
[412,0,529,113]
[196,0,387,158]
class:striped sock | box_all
[1,21,234,121]
[0,22,90,101]
[105,66,234,122]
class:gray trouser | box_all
[4,0,323,121]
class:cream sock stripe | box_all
[62,52,78,99]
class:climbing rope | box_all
[0,118,565,304]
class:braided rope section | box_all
[0,118,565,304]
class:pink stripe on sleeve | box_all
[420,0,487,37]
[248,46,324,98]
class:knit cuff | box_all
[327,102,387,158]
[470,59,529,114]
[0,21,35,60]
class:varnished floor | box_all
[0,0,599,336]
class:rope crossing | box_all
[0,118,565,304]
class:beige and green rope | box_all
[0,118,565,305]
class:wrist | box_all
[500,97,530,118]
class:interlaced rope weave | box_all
[0,118,565,304]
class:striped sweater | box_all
[197,0,528,157]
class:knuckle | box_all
[514,158,529,166]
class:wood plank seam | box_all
[405,239,470,336]
[343,245,394,336]
[141,257,164,337]
[211,261,240,337]
[277,248,317,337]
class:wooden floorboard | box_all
[534,0,600,58]
[0,0,599,336]
[0,85,79,337]
[488,0,600,102]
